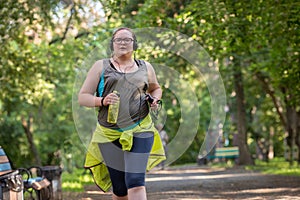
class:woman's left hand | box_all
[149,97,160,110]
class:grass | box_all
[208,159,236,169]
[61,168,94,192]
[245,157,300,176]
[207,157,300,176]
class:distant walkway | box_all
[67,165,300,200]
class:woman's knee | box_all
[125,172,145,189]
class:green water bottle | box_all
[107,91,120,124]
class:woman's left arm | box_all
[146,62,162,103]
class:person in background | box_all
[78,27,166,200]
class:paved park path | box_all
[65,165,300,200]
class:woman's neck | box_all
[112,55,134,66]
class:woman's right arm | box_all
[78,60,104,107]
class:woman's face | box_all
[112,29,135,57]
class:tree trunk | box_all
[21,115,42,166]
[268,126,274,160]
[282,86,298,166]
[294,110,300,164]
[286,106,294,165]
[233,59,254,165]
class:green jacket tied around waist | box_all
[84,114,166,192]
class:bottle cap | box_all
[113,90,120,97]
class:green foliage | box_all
[0,0,299,168]
[0,116,32,168]
[132,0,299,164]
[0,0,103,167]
[80,0,297,166]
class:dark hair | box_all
[110,27,138,51]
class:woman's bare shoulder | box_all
[144,60,156,73]
[94,59,105,68]
[89,59,106,73]
[143,60,153,69]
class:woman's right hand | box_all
[102,92,120,106]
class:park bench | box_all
[197,146,239,165]
[208,146,239,160]
[0,147,23,200]
[0,146,51,200]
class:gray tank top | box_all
[98,59,150,130]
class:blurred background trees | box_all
[0,0,299,170]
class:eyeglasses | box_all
[113,38,134,44]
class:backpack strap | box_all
[135,59,146,67]
[97,69,105,97]
[97,59,109,97]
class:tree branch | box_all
[49,3,75,45]
[255,72,286,128]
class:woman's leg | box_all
[124,132,154,200]
[99,140,128,199]
[112,194,128,200]
[128,186,147,200]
